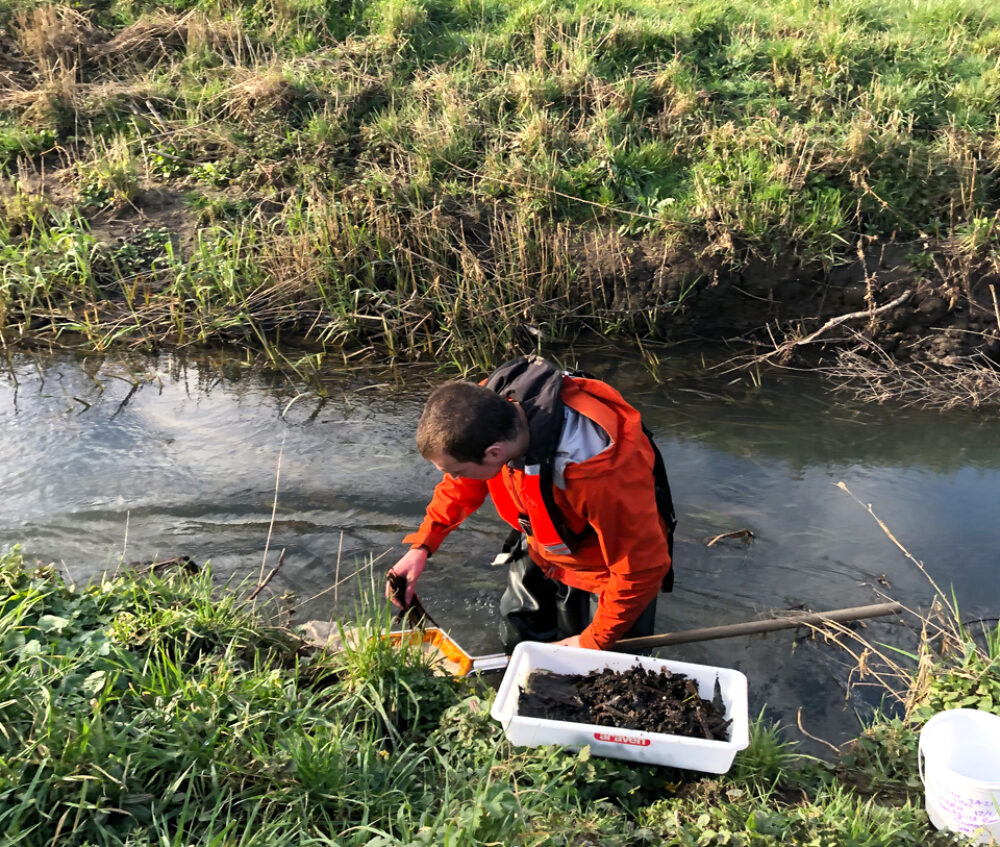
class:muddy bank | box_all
[582,229,1000,366]
[8,183,998,371]
[570,225,1000,407]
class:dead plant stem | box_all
[288,549,389,612]
[796,707,841,753]
[258,436,285,589]
[334,529,343,611]
[761,291,911,364]
[835,481,954,618]
[247,548,285,603]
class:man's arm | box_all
[402,473,489,552]
[388,474,489,605]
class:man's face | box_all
[429,448,506,481]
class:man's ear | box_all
[482,443,505,462]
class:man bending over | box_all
[388,356,675,651]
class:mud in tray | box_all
[490,642,750,773]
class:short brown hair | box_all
[416,381,519,462]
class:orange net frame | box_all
[385,627,474,676]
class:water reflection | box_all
[1,348,998,750]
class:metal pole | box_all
[467,601,905,674]
[615,601,904,652]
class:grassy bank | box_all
[1,0,999,368]
[1,544,996,846]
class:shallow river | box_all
[1,347,997,749]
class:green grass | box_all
[1,0,998,365]
[0,543,992,846]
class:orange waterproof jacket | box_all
[402,374,671,650]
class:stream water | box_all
[2,347,998,750]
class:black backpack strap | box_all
[643,425,677,593]
[486,357,590,553]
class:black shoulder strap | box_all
[484,358,561,460]
[643,425,677,593]
[485,358,586,551]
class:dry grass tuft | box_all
[0,182,55,235]
[92,12,188,63]
[0,32,34,91]
[11,69,78,131]
[220,67,304,123]
[824,340,1000,411]
[183,10,249,61]
[1,76,174,136]
[91,10,249,68]
[11,4,94,78]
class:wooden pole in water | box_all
[615,601,905,652]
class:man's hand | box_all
[386,546,428,607]
[552,634,582,648]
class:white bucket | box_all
[918,708,1000,844]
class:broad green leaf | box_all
[38,614,69,634]
[19,639,42,657]
[81,670,107,696]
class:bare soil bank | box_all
[578,227,1000,368]
[562,223,1000,407]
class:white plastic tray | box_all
[490,642,750,773]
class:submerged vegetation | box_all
[1,0,999,375]
[0,543,996,846]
